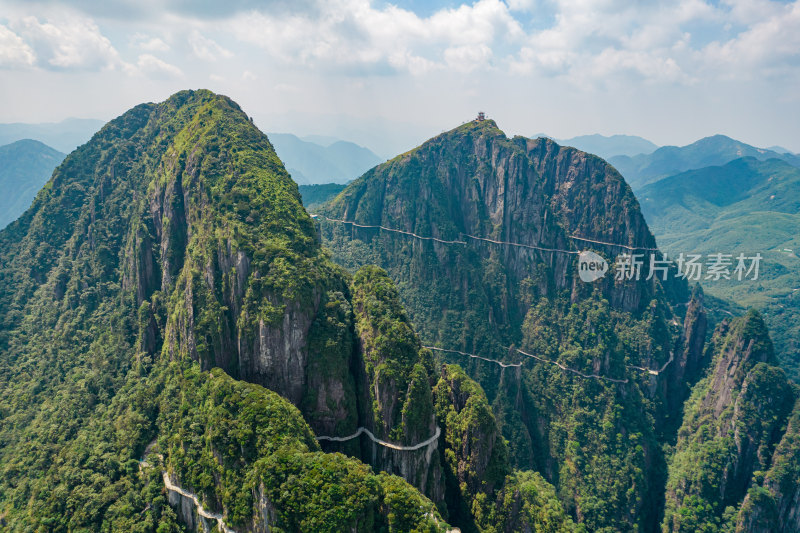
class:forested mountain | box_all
[1,90,797,532]
[0,139,65,229]
[639,157,800,380]
[317,120,800,531]
[298,182,347,209]
[0,90,464,532]
[610,135,800,189]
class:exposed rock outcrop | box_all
[662,311,797,532]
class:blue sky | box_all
[0,0,799,156]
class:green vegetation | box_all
[318,119,691,531]
[299,182,347,209]
[0,90,453,532]
[661,311,797,532]
[639,157,800,379]
[352,265,435,442]
[2,90,798,533]
[433,364,510,525]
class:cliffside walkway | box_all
[311,215,467,245]
[140,444,236,533]
[424,346,524,368]
[426,343,675,382]
[510,347,630,384]
[162,472,236,533]
[626,351,675,376]
[460,233,578,254]
[317,425,441,451]
[569,234,660,251]
[312,214,659,255]
[313,214,681,383]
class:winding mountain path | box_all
[313,214,657,255]
[317,425,441,451]
[162,472,236,533]
[510,347,630,384]
[569,234,659,251]
[626,351,675,376]
[140,443,236,533]
[424,346,524,368]
[312,215,467,245]
[460,233,578,254]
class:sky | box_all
[1,0,799,156]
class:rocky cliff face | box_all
[0,90,458,532]
[343,265,444,502]
[735,400,800,533]
[318,118,710,531]
[320,121,686,337]
[662,311,797,532]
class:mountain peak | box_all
[449,116,503,137]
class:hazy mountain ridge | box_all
[539,133,659,159]
[610,134,800,189]
[298,182,347,209]
[0,118,104,153]
[267,132,382,184]
[0,139,65,229]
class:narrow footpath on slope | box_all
[316,425,441,451]
[140,443,236,533]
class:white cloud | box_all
[506,0,536,11]
[0,24,36,68]
[505,0,799,85]
[131,32,170,52]
[135,53,183,78]
[188,30,232,61]
[15,15,123,70]
[229,0,520,74]
[703,1,800,78]
[444,44,493,73]
[720,0,785,24]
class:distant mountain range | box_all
[537,133,659,159]
[0,118,104,153]
[611,134,800,189]
[769,145,796,155]
[0,139,65,229]
[267,133,382,184]
[639,156,800,378]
